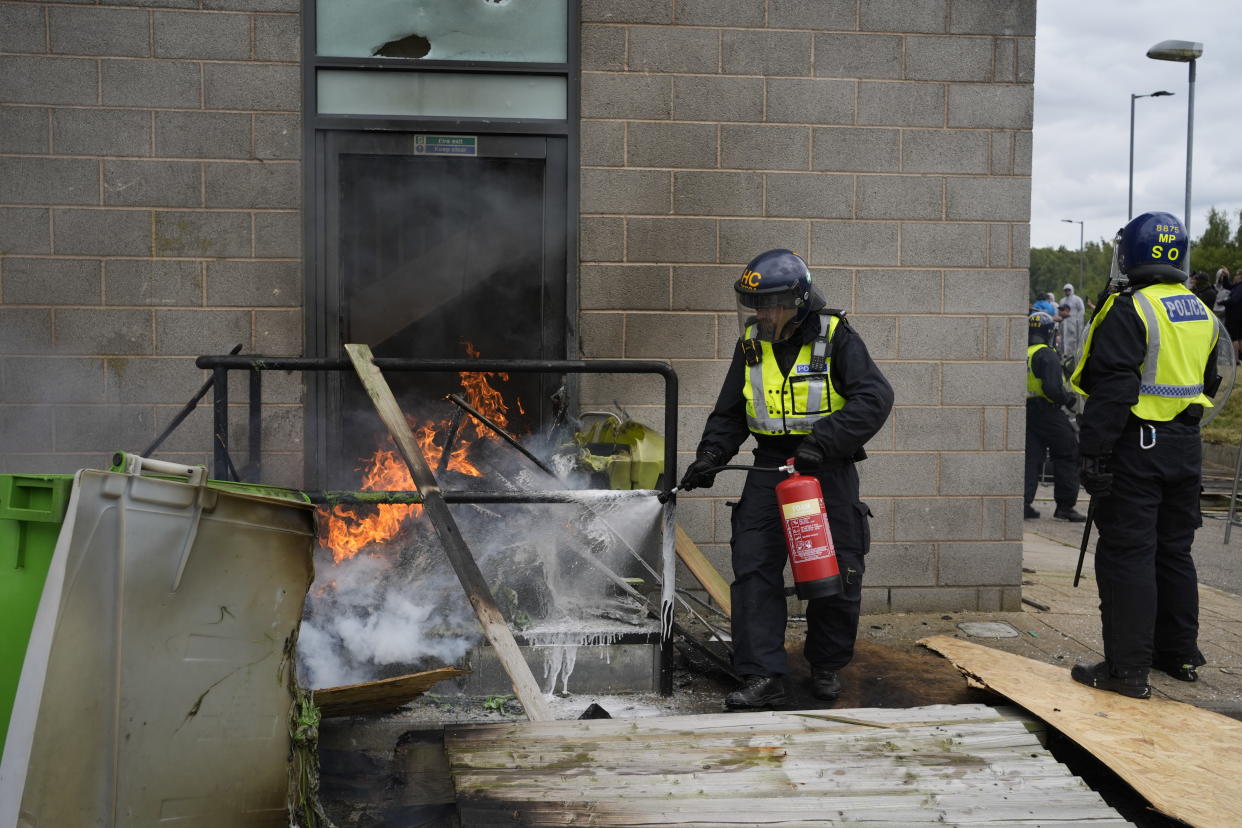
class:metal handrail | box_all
[192,352,681,694]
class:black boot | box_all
[1070,661,1150,699]
[724,675,787,710]
[1053,507,1086,522]
[1151,658,1200,682]
[1024,504,1040,519]
[810,666,841,702]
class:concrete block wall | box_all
[0,0,304,484]
[578,0,1035,613]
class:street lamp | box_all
[1061,219,1084,286]
[1128,90,1173,220]
[1147,39,1203,269]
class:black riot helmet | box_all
[1118,211,1188,285]
[734,249,814,342]
[1028,311,1055,345]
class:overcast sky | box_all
[1030,0,1242,253]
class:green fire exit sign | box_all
[414,135,478,156]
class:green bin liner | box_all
[0,474,73,756]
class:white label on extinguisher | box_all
[781,499,820,520]
[781,498,835,563]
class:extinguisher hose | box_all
[705,464,786,474]
[658,463,790,502]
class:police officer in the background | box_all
[1070,212,1220,699]
[1024,311,1085,522]
[678,250,893,710]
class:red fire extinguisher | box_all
[776,459,842,600]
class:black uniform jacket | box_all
[1029,344,1074,408]
[1075,289,1220,458]
[697,312,894,466]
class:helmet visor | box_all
[737,296,800,342]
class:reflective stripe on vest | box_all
[742,314,845,435]
[1026,343,1055,402]
[1071,283,1217,421]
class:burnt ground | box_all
[673,626,993,712]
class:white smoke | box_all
[297,544,478,689]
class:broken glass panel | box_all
[316,0,567,62]
[317,70,567,119]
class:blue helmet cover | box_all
[1118,211,1188,283]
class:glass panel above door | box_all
[316,0,568,62]
[317,70,567,119]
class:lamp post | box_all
[1147,39,1203,270]
[1061,219,1084,287]
[1128,90,1173,220]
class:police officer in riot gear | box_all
[1070,212,1220,699]
[1024,311,1085,522]
[679,249,894,709]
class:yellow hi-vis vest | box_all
[742,313,846,435]
[1026,343,1057,402]
[1070,282,1217,421]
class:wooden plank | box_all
[921,634,1242,828]
[461,813,1130,828]
[448,722,1046,766]
[452,765,1089,799]
[344,343,552,722]
[674,523,731,615]
[458,790,1124,826]
[314,666,468,718]
[460,812,1131,828]
[445,703,1023,744]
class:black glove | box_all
[679,448,723,492]
[1080,455,1113,497]
[793,437,825,474]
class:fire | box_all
[460,340,513,435]
[319,343,521,563]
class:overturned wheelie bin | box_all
[0,455,317,827]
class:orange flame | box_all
[319,342,521,563]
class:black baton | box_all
[1073,497,1097,588]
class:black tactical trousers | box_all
[730,462,870,677]
[1091,421,1205,672]
[1024,399,1079,509]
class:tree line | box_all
[1029,207,1242,305]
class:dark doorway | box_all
[311,132,568,487]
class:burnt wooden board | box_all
[443,704,1126,826]
[922,634,1242,828]
[314,667,469,718]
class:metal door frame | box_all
[302,1,579,488]
[310,132,569,485]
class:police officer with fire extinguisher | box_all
[679,249,893,710]
[1069,212,1221,699]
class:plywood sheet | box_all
[921,634,1242,828]
[315,666,468,718]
